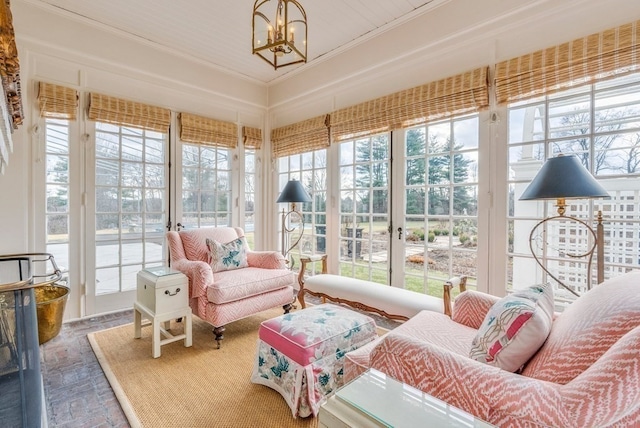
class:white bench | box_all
[297,255,466,321]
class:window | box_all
[403,115,480,295]
[94,123,166,294]
[44,119,71,276]
[508,73,640,300]
[278,149,327,269]
[244,148,256,246]
[181,143,232,228]
[339,134,390,283]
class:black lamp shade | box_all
[276,179,312,203]
[519,155,609,200]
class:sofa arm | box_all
[171,259,212,299]
[247,250,287,269]
[370,333,566,427]
[451,290,500,330]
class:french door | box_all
[399,115,481,296]
[338,134,391,284]
[86,123,168,314]
[336,115,482,297]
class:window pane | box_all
[507,73,640,300]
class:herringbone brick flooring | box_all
[41,310,132,428]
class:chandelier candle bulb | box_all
[252,0,307,69]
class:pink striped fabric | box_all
[365,272,640,427]
[166,228,295,331]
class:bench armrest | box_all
[297,254,328,308]
[443,276,467,317]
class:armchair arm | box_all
[246,250,287,269]
[370,333,567,427]
[559,327,640,427]
[171,259,212,299]
[451,290,501,330]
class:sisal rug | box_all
[88,308,318,428]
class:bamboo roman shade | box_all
[271,114,330,158]
[330,67,489,142]
[38,82,78,120]
[88,93,170,133]
[495,20,640,104]
[243,126,262,149]
[179,113,238,148]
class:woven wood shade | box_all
[496,20,640,104]
[38,82,78,120]
[271,114,330,158]
[179,113,238,148]
[330,67,489,142]
[243,126,262,149]
[88,93,170,133]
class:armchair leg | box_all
[283,303,292,314]
[213,326,225,349]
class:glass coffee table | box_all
[318,369,495,427]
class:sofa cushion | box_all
[522,272,640,384]
[207,267,294,304]
[345,309,477,383]
[469,282,554,373]
[206,237,248,272]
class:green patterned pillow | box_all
[206,237,249,272]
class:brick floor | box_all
[41,310,132,428]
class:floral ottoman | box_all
[251,303,377,417]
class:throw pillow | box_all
[206,237,249,272]
[469,282,554,372]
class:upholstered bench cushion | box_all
[207,267,294,304]
[259,303,377,366]
[304,274,444,320]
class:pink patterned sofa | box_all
[167,227,295,348]
[344,272,640,427]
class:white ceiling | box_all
[27,0,441,84]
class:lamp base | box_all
[528,214,600,297]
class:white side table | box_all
[134,267,192,358]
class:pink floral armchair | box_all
[167,227,295,348]
[344,272,640,427]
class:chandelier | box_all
[252,0,307,70]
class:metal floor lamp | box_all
[276,179,311,267]
[519,154,610,297]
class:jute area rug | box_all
[88,307,318,428]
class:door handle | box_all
[176,222,184,231]
[397,227,403,240]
